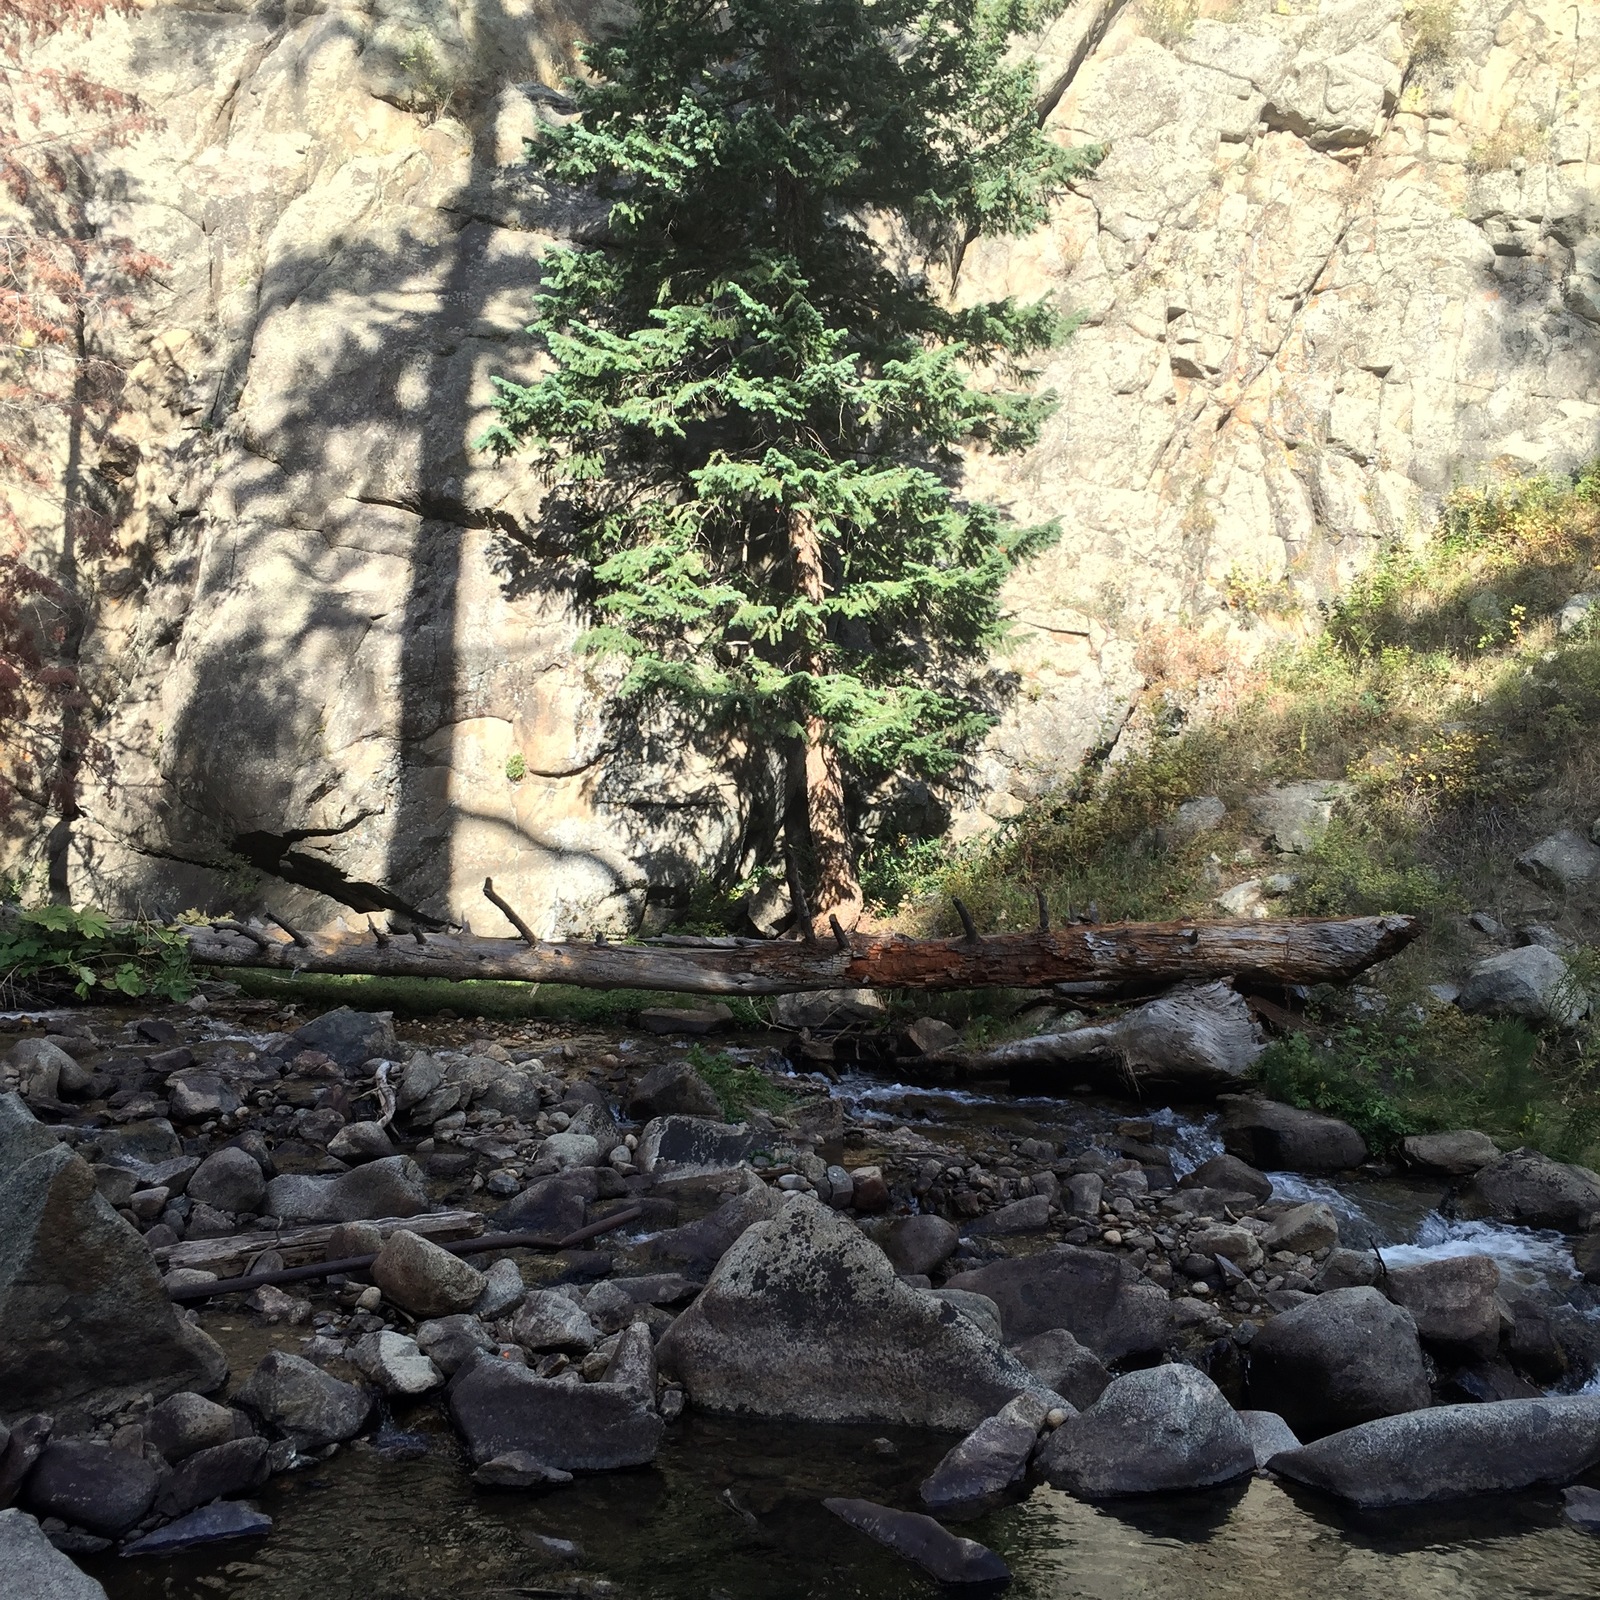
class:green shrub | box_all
[687,1046,795,1119]
[0,905,194,1004]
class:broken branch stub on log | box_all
[179,914,1419,995]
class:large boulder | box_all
[626,1060,722,1121]
[1246,780,1351,852]
[0,1508,109,1598]
[920,1393,1052,1513]
[1008,1328,1111,1411]
[1515,830,1600,892]
[0,1094,227,1418]
[153,1436,271,1519]
[883,1214,960,1277]
[1036,1364,1254,1498]
[3,1039,74,1102]
[1180,1153,1273,1200]
[975,982,1263,1092]
[1246,1287,1430,1438]
[448,1356,663,1470]
[1401,1130,1499,1176]
[1383,1255,1501,1360]
[636,1116,755,1175]
[494,1169,604,1240]
[1457,947,1587,1027]
[187,1147,266,1213]
[287,1007,397,1068]
[262,1155,429,1222]
[146,1392,237,1462]
[236,1351,372,1449]
[22,1440,159,1536]
[1272,1398,1600,1507]
[371,1229,486,1317]
[944,1245,1171,1362]
[1456,1149,1600,1232]
[655,1197,1060,1429]
[1218,1096,1367,1172]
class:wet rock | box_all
[416,1314,494,1374]
[262,1155,428,1223]
[22,1441,158,1537]
[533,1131,601,1173]
[1272,1397,1600,1507]
[1401,1130,1500,1176]
[0,1508,109,1598]
[1383,1255,1501,1360]
[657,1197,1058,1429]
[1008,1329,1111,1411]
[1218,1096,1367,1172]
[636,1116,755,1175]
[945,1245,1171,1362]
[1180,1154,1273,1200]
[449,1358,663,1469]
[167,1070,239,1122]
[0,1094,227,1415]
[971,1195,1052,1235]
[602,1321,657,1403]
[472,1451,573,1487]
[1515,830,1600,892]
[901,1017,962,1057]
[823,1496,1010,1587]
[626,1060,723,1121]
[372,1229,486,1317]
[1037,1364,1253,1497]
[884,1214,959,1277]
[288,1007,397,1069]
[1457,947,1587,1027]
[977,982,1262,1092]
[237,1351,372,1449]
[638,1004,735,1035]
[1261,1202,1339,1255]
[353,1330,444,1395]
[1247,1287,1430,1438]
[1456,1149,1600,1231]
[494,1171,597,1241]
[154,1436,271,1518]
[147,1393,238,1462]
[326,1121,396,1164]
[0,1414,52,1508]
[920,1394,1048,1512]
[1564,1484,1600,1533]
[512,1289,601,1354]
[1313,1247,1380,1291]
[121,1500,273,1554]
[186,1147,266,1214]
[1238,1409,1300,1470]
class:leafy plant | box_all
[0,904,194,1003]
[505,751,526,782]
[687,1045,795,1119]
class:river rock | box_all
[1238,1409,1300,1469]
[0,1094,227,1415]
[944,1245,1171,1361]
[1272,1397,1600,1507]
[1384,1255,1501,1360]
[930,1287,1005,1344]
[1009,1328,1111,1410]
[22,1440,158,1536]
[976,981,1262,1091]
[1401,1130,1500,1176]
[326,1121,396,1164]
[474,1257,528,1318]
[512,1289,601,1354]
[1261,1202,1339,1255]
[626,1060,723,1120]
[973,1194,1052,1235]
[95,1119,183,1168]
[1564,1484,1600,1533]
[1218,1095,1368,1172]
[0,1508,109,1598]
[1037,1364,1254,1497]
[237,1351,372,1449]
[121,1500,273,1555]
[372,1229,486,1317]
[642,1177,783,1273]
[288,1007,397,1069]
[154,1436,271,1518]
[823,1497,1010,1587]
[1246,1287,1430,1438]
[495,1169,600,1240]
[416,1314,495,1374]
[656,1196,1058,1428]
[1457,946,1587,1026]
[4,1039,72,1102]
[146,1392,237,1461]
[448,1357,663,1469]
[636,1116,755,1175]
[167,1069,239,1121]
[533,1131,602,1173]
[1180,1153,1273,1200]
[0,1414,52,1507]
[1456,1149,1600,1231]
[472,1451,574,1487]
[884,1214,959,1277]
[262,1155,428,1222]
[920,1394,1048,1512]
[186,1147,266,1213]
[1314,1246,1381,1290]
[602,1321,657,1403]
[353,1330,444,1395]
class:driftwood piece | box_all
[179,913,1419,996]
[152,1209,484,1276]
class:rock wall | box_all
[15,0,1600,930]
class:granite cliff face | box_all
[15,0,1599,931]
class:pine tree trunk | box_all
[787,504,864,935]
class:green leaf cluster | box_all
[0,905,194,1003]
[482,0,1100,781]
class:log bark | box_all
[179,912,1419,996]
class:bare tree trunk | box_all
[787,503,863,935]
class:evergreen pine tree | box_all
[481,0,1100,932]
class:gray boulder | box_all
[1515,830,1600,892]
[416,1314,494,1375]
[636,1116,755,1175]
[288,1007,397,1068]
[0,1094,227,1416]
[1458,947,1587,1027]
[655,1197,1059,1429]
[1037,1364,1254,1497]
[120,1500,271,1555]
[944,1245,1171,1362]
[602,1321,657,1404]
[371,1229,485,1317]
[1246,780,1351,852]
[512,1289,601,1354]
[1456,1149,1600,1231]
[1218,1095,1368,1172]
[1009,1328,1111,1410]
[352,1330,443,1395]
[883,1214,959,1277]
[146,1392,237,1462]
[1565,1484,1600,1532]
[326,1121,395,1164]
[1238,1409,1300,1470]
[0,1508,109,1598]
[929,1287,1004,1344]
[187,1147,266,1213]
[153,1436,270,1519]
[4,1039,73,1102]
[641,1177,783,1273]
[494,1169,601,1240]
[262,1155,428,1222]
[448,1356,663,1469]
[975,981,1263,1092]
[1273,1398,1600,1507]
[1247,1287,1431,1437]
[626,1060,723,1121]
[94,1119,182,1167]
[236,1351,372,1449]
[920,1393,1051,1512]
[22,1440,159,1536]
[1401,1130,1500,1175]
[1384,1254,1501,1360]
[1261,1202,1339,1255]
[1180,1153,1273,1200]
[823,1497,1010,1586]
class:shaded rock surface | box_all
[823,1497,1011,1587]
[263,1156,429,1223]
[1008,1328,1111,1411]
[22,1440,158,1537]
[237,1352,372,1450]
[1219,1096,1368,1172]
[0,1508,109,1598]
[1457,1149,1600,1232]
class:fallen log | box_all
[178,908,1419,995]
[153,1209,484,1277]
